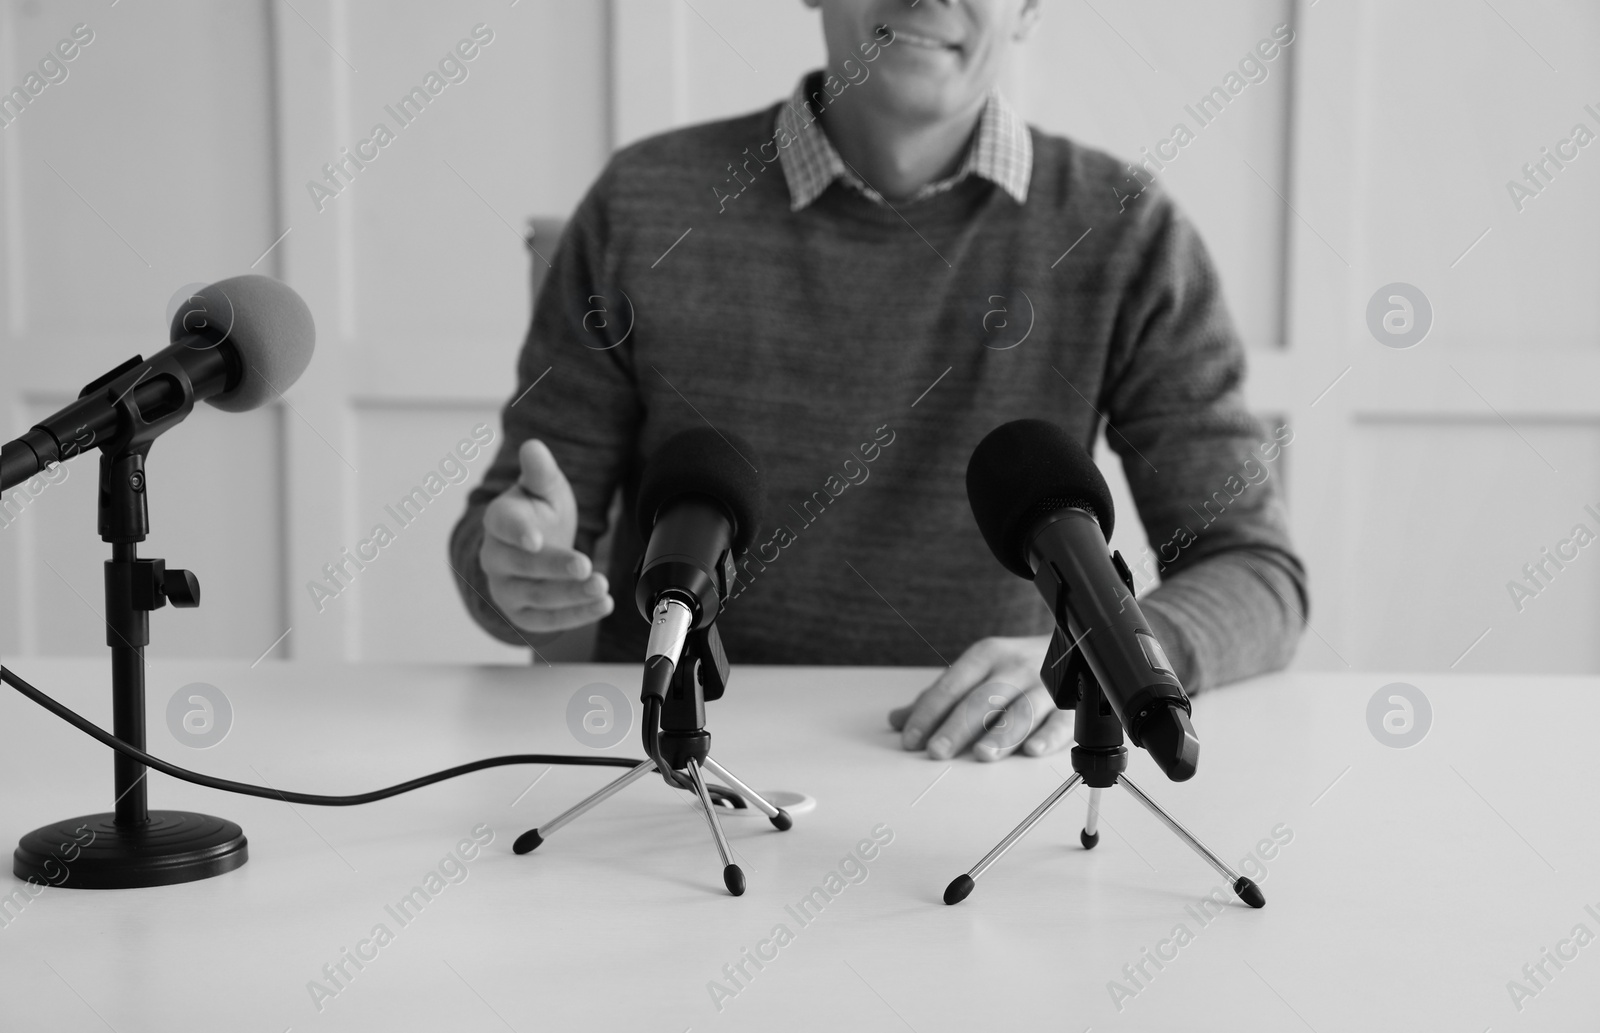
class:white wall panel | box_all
[1345,419,1600,673]
[613,0,823,148]
[1284,0,1600,675]
[0,0,277,335]
[272,0,611,661]
[1353,1,1600,353]
[0,0,281,660]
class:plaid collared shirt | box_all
[774,73,1033,211]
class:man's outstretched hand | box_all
[888,634,1071,761]
[480,439,614,634]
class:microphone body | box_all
[1024,507,1194,775]
[633,428,764,683]
[966,419,1198,781]
[639,497,733,718]
[637,497,736,646]
[2,339,233,492]
[0,275,314,493]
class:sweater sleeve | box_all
[1099,192,1309,693]
[448,170,643,648]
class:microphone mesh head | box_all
[966,419,1116,579]
[636,427,766,554]
[171,275,316,413]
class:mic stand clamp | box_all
[943,632,1265,909]
[513,622,792,896]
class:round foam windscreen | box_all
[636,427,766,554]
[171,275,316,413]
[966,419,1116,579]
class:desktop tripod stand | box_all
[944,634,1264,908]
[513,620,791,896]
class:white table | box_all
[0,659,1592,1032]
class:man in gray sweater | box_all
[450,0,1307,762]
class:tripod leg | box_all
[701,756,793,830]
[685,758,745,895]
[1081,787,1103,850]
[944,771,1083,905]
[1116,774,1265,908]
[512,759,656,854]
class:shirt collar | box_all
[774,71,1032,212]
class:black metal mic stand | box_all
[13,358,248,887]
[512,621,791,896]
[944,632,1265,908]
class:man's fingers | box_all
[505,595,615,634]
[481,536,593,580]
[1021,707,1074,758]
[891,636,1054,760]
[900,641,1001,750]
[516,438,575,510]
[482,492,554,553]
[975,684,1054,762]
[925,678,1031,761]
[483,442,578,554]
[889,684,939,731]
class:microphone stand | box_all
[513,621,791,896]
[13,375,249,887]
[943,631,1265,909]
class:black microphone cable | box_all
[0,665,744,809]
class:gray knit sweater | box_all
[449,103,1308,691]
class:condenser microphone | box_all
[633,427,764,675]
[0,275,315,492]
[967,419,1199,782]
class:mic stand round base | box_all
[12,446,247,890]
[15,811,247,890]
[943,654,1265,911]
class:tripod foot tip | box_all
[1234,876,1265,908]
[1080,829,1100,850]
[512,829,543,855]
[770,809,793,831]
[943,874,975,905]
[724,864,746,896]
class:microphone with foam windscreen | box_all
[633,426,764,682]
[967,419,1200,782]
[0,275,315,492]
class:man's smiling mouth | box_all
[880,24,962,53]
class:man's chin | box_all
[858,69,972,123]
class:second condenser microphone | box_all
[633,427,765,674]
[967,419,1200,782]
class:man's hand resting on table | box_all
[480,439,614,634]
[888,634,1071,761]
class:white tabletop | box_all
[0,659,1592,1032]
